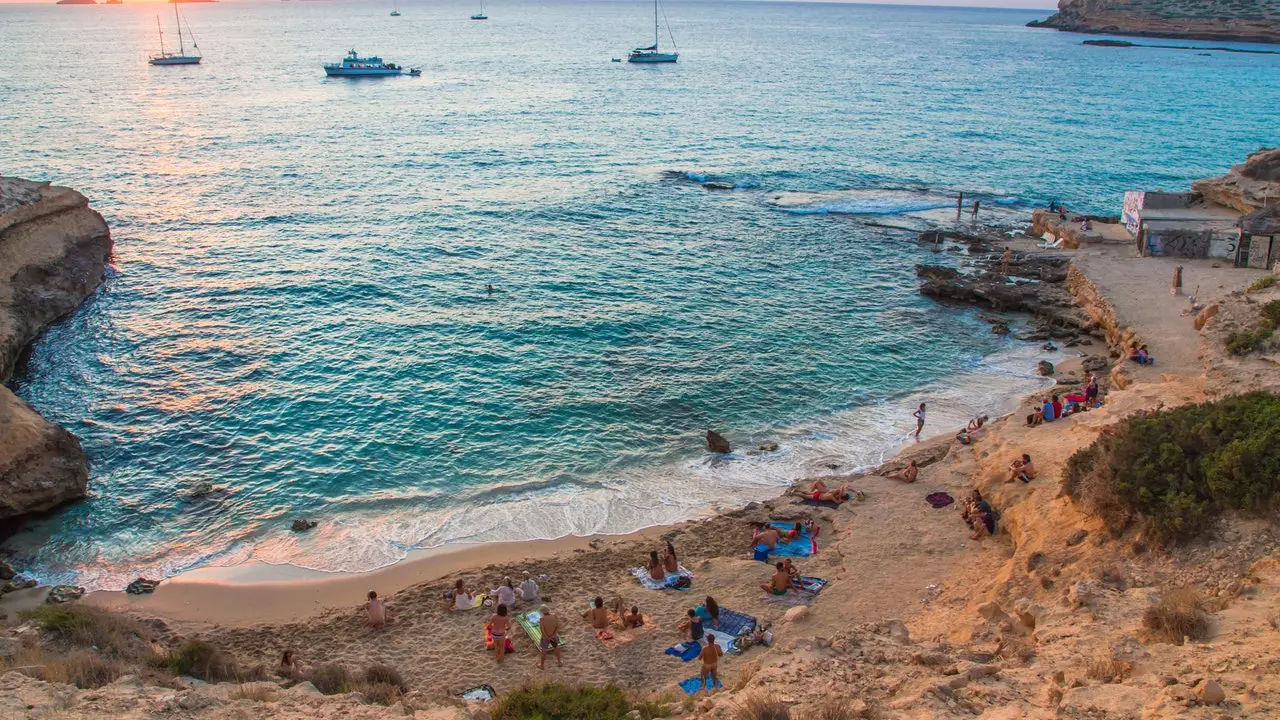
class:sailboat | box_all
[390,0,400,16]
[148,4,201,65]
[628,0,677,63]
[470,0,487,20]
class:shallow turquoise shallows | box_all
[3,0,1278,588]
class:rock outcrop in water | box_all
[915,256,1095,336]
[1191,147,1280,214]
[0,178,112,521]
[1028,0,1280,44]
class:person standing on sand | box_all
[488,604,510,663]
[537,605,561,669]
[971,200,981,219]
[699,633,723,694]
[366,590,386,629]
[1001,247,1012,275]
[913,403,926,439]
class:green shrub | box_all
[166,639,240,682]
[492,684,630,720]
[20,605,153,661]
[1263,300,1280,326]
[1064,392,1280,543]
[1247,275,1278,292]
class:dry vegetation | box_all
[1142,588,1210,644]
[731,693,791,720]
[1084,653,1134,684]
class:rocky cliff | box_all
[1029,0,1280,44]
[0,178,112,521]
[1191,147,1280,214]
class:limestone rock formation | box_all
[0,178,112,520]
[1029,0,1280,44]
[1191,147,1280,214]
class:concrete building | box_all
[1122,191,1243,261]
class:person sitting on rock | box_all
[885,460,918,483]
[1007,454,1035,484]
[781,558,802,588]
[761,562,792,596]
[1129,344,1154,365]
[1041,398,1056,422]
[967,416,988,434]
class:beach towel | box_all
[710,609,757,638]
[926,492,954,509]
[796,576,829,594]
[630,565,694,590]
[517,609,565,648]
[665,640,703,662]
[596,615,657,649]
[678,674,724,695]
[763,522,816,558]
[461,685,496,702]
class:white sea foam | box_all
[189,340,1061,581]
[769,189,958,216]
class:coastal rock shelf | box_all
[1029,0,1280,44]
[0,178,112,520]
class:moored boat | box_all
[323,50,416,77]
[627,0,677,63]
[149,4,201,65]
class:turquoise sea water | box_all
[3,1,1278,589]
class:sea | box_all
[2,0,1278,590]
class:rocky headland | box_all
[1029,0,1280,44]
[0,178,111,521]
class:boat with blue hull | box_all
[323,50,418,77]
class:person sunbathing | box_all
[453,579,478,610]
[967,416,988,433]
[583,596,610,629]
[781,558,802,587]
[647,551,665,581]
[366,590,387,629]
[1006,454,1035,484]
[662,541,680,574]
[678,608,705,642]
[622,605,645,629]
[807,479,851,504]
[761,562,792,595]
[885,460,918,483]
[752,522,783,549]
[695,596,721,628]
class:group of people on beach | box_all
[1027,372,1101,427]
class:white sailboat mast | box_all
[174,3,186,57]
[156,15,166,56]
[654,0,659,49]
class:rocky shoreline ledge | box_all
[1029,0,1280,45]
[0,178,112,522]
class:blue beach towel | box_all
[764,522,816,558]
[797,576,828,594]
[461,685,496,702]
[679,675,724,695]
[710,609,757,638]
[665,640,702,662]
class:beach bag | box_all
[670,575,692,590]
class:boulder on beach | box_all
[125,578,160,595]
[1037,360,1055,376]
[705,430,731,454]
[46,585,86,604]
[292,519,318,532]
